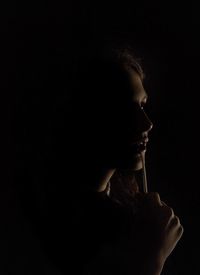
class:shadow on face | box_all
[70,59,153,172]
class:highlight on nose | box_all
[141,111,153,133]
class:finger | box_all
[168,215,180,229]
[162,205,175,220]
[161,201,167,207]
[177,225,184,237]
[171,224,184,242]
[145,192,163,207]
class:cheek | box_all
[81,106,137,148]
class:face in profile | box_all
[75,63,153,172]
[103,67,153,171]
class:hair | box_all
[71,38,145,97]
[102,45,145,81]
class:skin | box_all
[94,68,153,192]
[82,67,184,274]
[75,67,152,193]
[90,192,184,275]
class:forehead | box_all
[128,69,147,101]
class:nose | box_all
[136,108,153,134]
[125,107,153,141]
[142,109,153,132]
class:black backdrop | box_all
[1,1,200,274]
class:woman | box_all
[43,41,184,275]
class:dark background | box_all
[1,1,200,274]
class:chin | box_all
[102,146,145,170]
[125,153,143,170]
[113,153,144,170]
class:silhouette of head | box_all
[69,44,153,173]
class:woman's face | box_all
[76,67,153,171]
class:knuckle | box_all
[148,192,161,202]
[178,225,184,235]
[168,207,174,217]
[173,216,180,225]
[161,200,167,206]
[162,206,174,219]
[154,192,160,199]
[180,225,184,232]
[148,192,159,197]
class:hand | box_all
[84,192,184,275]
[130,192,184,273]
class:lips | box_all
[137,142,146,152]
[130,137,149,153]
[132,137,149,145]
